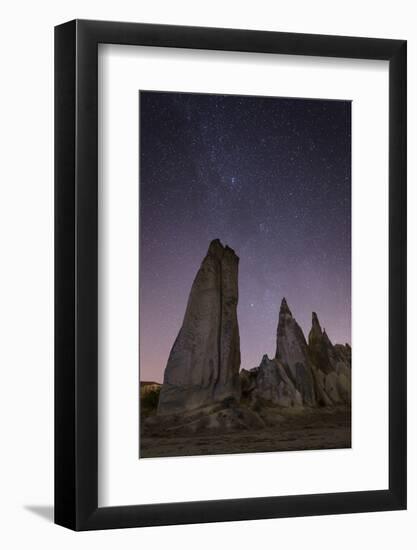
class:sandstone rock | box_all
[145,401,265,435]
[204,405,265,432]
[140,381,161,398]
[308,313,334,374]
[308,312,351,405]
[157,239,241,415]
[239,368,258,398]
[310,366,334,407]
[275,298,316,406]
[334,343,351,367]
[243,355,302,408]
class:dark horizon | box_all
[140,91,351,383]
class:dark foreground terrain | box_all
[140,405,351,458]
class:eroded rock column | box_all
[157,239,241,415]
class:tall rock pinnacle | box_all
[157,239,241,415]
[275,298,316,406]
[308,311,351,405]
[308,312,334,374]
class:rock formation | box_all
[275,298,316,406]
[151,241,351,435]
[308,313,351,405]
[308,312,334,374]
[157,239,241,415]
[240,355,302,408]
[334,343,351,366]
[239,301,351,411]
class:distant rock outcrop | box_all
[275,298,316,406]
[157,239,241,415]
[308,312,351,405]
[239,301,351,412]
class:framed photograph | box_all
[55,20,406,530]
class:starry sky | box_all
[139,91,351,383]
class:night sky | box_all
[139,91,351,383]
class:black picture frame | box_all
[55,19,407,531]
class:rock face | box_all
[275,298,316,406]
[239,301,351,411]
[157,239,241,415]
[308,312,333,374]
[241,355,302,408]
[308,313,351,405]
[334,343,351,366]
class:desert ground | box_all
[140,403,351,459]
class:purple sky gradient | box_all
[139,92,351,383]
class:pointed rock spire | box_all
[309,312,323,343]
[312,312,321,330]
[322,328,333,347]
[158,239,241,415]
[307,312,351,405]
[275,298,316,406]
[308,312,333,374]
[208,238,225,259]
[280,297,292,316]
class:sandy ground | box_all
[140,406,351,458]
